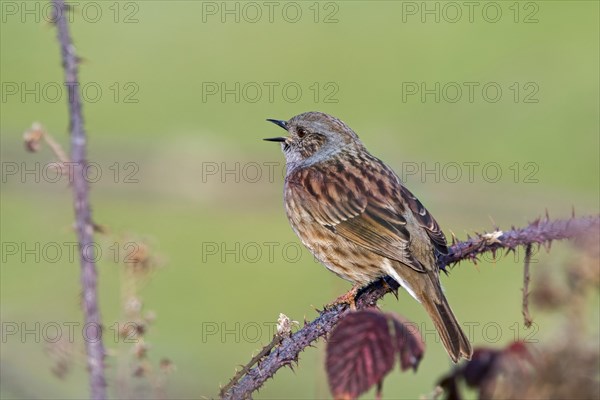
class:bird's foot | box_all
[325,285,361,311]
[382,276,399,299]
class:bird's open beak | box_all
[263,119,289,142]
[263,137,287,142]
[266,119,287,130]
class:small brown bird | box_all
[264,111,472,362]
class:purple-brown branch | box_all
[438,214,599,267]
[221,215,600,400]
[51,1,106,399]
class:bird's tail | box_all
[421,276,472,363]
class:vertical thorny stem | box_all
[51,1,106,398]
[522,244,533,328]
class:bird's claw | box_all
[325,285,361,311]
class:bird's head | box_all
[264,111,361,167]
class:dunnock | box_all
[265,112,472,362]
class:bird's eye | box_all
[297,128,308,138]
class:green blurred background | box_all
[1,1,598,399]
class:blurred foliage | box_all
[1,1,598,399]
[438,234,600,400]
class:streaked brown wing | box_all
[333,201,427,272]
[286,167,427,273]
[399,185,448,254]
[285,168,367,226]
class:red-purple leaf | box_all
[389,313,425,371]
[326,309,425,399]
[462,348,499,388]
[438,341,534,399]
[326,309,395,399]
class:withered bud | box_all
[276,313,298,338]
[160,358,176,374]
[133,364,147,377]
[23,122,45,152]
[133,342,149,359]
